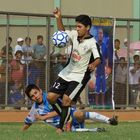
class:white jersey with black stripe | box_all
[58,30,100,83]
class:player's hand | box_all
[53,7,61,18]
[88,64,95,72]
[34,114,44,120]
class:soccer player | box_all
[22,84,118,132]
[95,28,108,107]
[47,7,101,133]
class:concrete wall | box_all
[0,0,134,48]
[61,0,133,18]
[0,0,133,18]
[0,0,53,14]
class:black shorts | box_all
[49,75,90,101]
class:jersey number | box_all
[53,82,60,89]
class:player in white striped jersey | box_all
[22,84,118,131]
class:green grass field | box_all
[0,122,140,140]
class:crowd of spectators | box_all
[0,36,140,108]
[0,35,48,106]
[114,38,140,107]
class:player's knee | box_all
[62,95,71,106]
[74,111,84,122]
[47,92,57,104]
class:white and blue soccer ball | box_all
[52,31,69,48]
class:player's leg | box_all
[101,76,107,106]
[48,77,68,116]
[73,110,109,123]
[73,110,118,125]
[47,92,62,115]
[95,76,101,106]
[58,74,90,132]
[73,127,106,132]
[47,92,60,104]
[85,111,118,125]
[71,110,106,132]
[58,81,81,131]
[85,111,109,123]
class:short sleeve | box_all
[24,104,37,124]
[91,42,101,60]
[65,30,77,40]
[14,45,23,54]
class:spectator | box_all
[129,58,140,105]
[0,37,13,64]
[114,39,120,61]
[27,61,40,86]
[0,54,13,104]
[114,57,127,105]
[133,53,140,63]
[33,35,46,90]
[118,38,128,61]
[123,38,128,47]
[22,37,34,64]
[14,37,25,64]
[10,50,25,88]
[14,37,24,54]
[8,83,24,105]
[33,35,46,60]
[50,53,67,86]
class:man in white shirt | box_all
[47,7,101,133]
[14,38,24,54]
[14,37,24,64]
[129,59,140,105]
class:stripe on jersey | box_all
[64,107,71,124]
[69,83,83,100]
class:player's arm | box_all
[22,123,32,131]
[22,104,36,131]
[35,111,58,121]
[0,48,5,57]
[88,58,101,71]
[53,7,65,31]
[88,43,101,71]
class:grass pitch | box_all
[0,122,140,140]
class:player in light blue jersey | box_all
[22,84,118,131]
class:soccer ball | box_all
[52,31,69,48]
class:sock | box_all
[73,128,100,132]
[51,104,61,116]
[58,106,71,129]
[51,98,63,116]
[85,112,110,123]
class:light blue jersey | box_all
[24,92,84,129]
[25,92,60,127]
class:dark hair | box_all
[25,84,40,99]
[133,54,139,59]
[25,37,31,41]
[6,37,12,42]
[76,15,92,28]
[115,39,120,43]
[15,50,23,56]
[37,35,43,40]
[119,57,125,61]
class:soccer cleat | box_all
[97,127,106,132]
[108,115,118,125]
